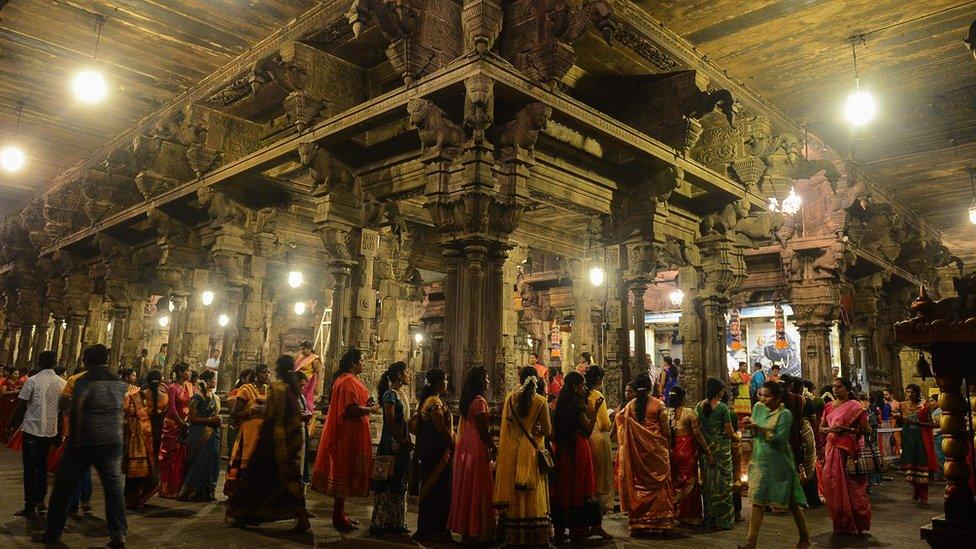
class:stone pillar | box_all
[701,295,730,387]
[602,244,629,408]
[31,316,50,363]
[931,365,975,520]
[16,324,33,369]
[499,246,527,397]
[63,314,85,369]
[181,269,212,368]
[163,291,189,366]
[50,319,64,361]
[790,283,840,389]
[677,266,704,400]
[630,282,648,370]
[108,306,128,369]
[218,283,245,393]
[570,272,596,366]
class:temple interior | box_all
[1,2,976,544]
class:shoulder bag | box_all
[509,395,554,476]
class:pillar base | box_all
[922,514,976,549]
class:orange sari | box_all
[223,383,266,496]
[615,396,675,532]
[311,373,372,497]
[123,385,158,508]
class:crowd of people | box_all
[0,347,956,548]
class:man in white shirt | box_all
[204,349,220,385]
[5,351,66,518]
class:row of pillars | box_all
[1,314,87,371]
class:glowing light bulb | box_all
[588,266,605,287]
[413,332,424,344]
[669,289,685,307]
[72,69,108,103]
[293,301,306,315]
[781,186,802,214]
[201,290,215,306]
[0,145,26,172]
[218,313,229,327]
[158,315,170,328]
[844,89,876,127]
[168,300,175,313]
[969,202,976,225]
[287,270,303,288]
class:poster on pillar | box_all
[726,305,802,378]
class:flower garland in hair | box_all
[521,375,539,393]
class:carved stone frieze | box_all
[499,0,613,85]
[462,0,502,54]
[613,26,680,72]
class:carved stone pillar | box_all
[16,324,32,369]
[63,313,85,370]
[31,316,50,364]
[218,283,245,393]
[50,319,64,361]
[108,306,128,369]
[791,283,840,388]
[630,282,648,371]
[602,244,628,409]
[500,245,527,396]
[677,266,704,399]
[570,270,596,366]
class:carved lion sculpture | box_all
[496,102,552,160]
[407,98,462,158]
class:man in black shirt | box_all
[34,344,128,547]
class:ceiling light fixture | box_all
[218,313,230,327]
[293,301,306,315]
[201,290,215,306]
[844,35,876,127]
[1,102,26,173]
[287,270,303,288]
[968,169,976,225]
[158,315,170,328]
[588,266,606,287]
[669,289,685,307]
[73,15,108,104]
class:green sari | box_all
[695,401,734,530]
[748,402,807,509]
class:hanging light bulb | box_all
[781,186,802,214]
[669,289,685,307]
[72,70,108,103]
[414,332,424,344]
[287,270,303,288]
[158,315,170,328]
[201,290,215,306]
[1,102,27,173]
[293,301,306,315]
[73,16,108,104]
[218,313,230,327]
[168,300,175,313]
[844,35,876,127]
[0,145,25,173]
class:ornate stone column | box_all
[790,290,839,389]
[15,324,33,369]
[107,305,128,369]
[63,313,86,370]
[602,244,629,409]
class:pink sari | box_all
[294,352,319,412]
[821,399,871,534]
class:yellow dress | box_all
[493,390,552,546]
[587,389,614,512]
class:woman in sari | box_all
[583,366,614,514]
[659,357,679,405]
[695,378,736,530]
[0,367,26,442]
[414,367,453,542]
[819,377,871,534]
[449,365,497,543]
[158,362,193,498]
[369,361,412,537]
[899,383,939,504]
[551,371,611,543]
[142,370,168,464]
[178,371,221,501]
[224,365,269,496]
[494,366,552,547]
[668,385,706,525]
[121,369,158,509]
[226,355,311,532]
[739,381,810,549]
[225,369,254,458]
[547,366,563,407]
[312,347,378,531]
[615,373,675,536]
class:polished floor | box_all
[0,448,936,548]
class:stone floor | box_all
[0,447,939,548]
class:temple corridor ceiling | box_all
[641,0,976,261]
[0,0,315,206]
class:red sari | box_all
[157,381,192,498]
[820,400,871,534]
[311,373,372,497]
[672,407,703,525]
[448,396,495,541]
[0,376,26,443]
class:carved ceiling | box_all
[639,0,976,262]
[0,0,316,207]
